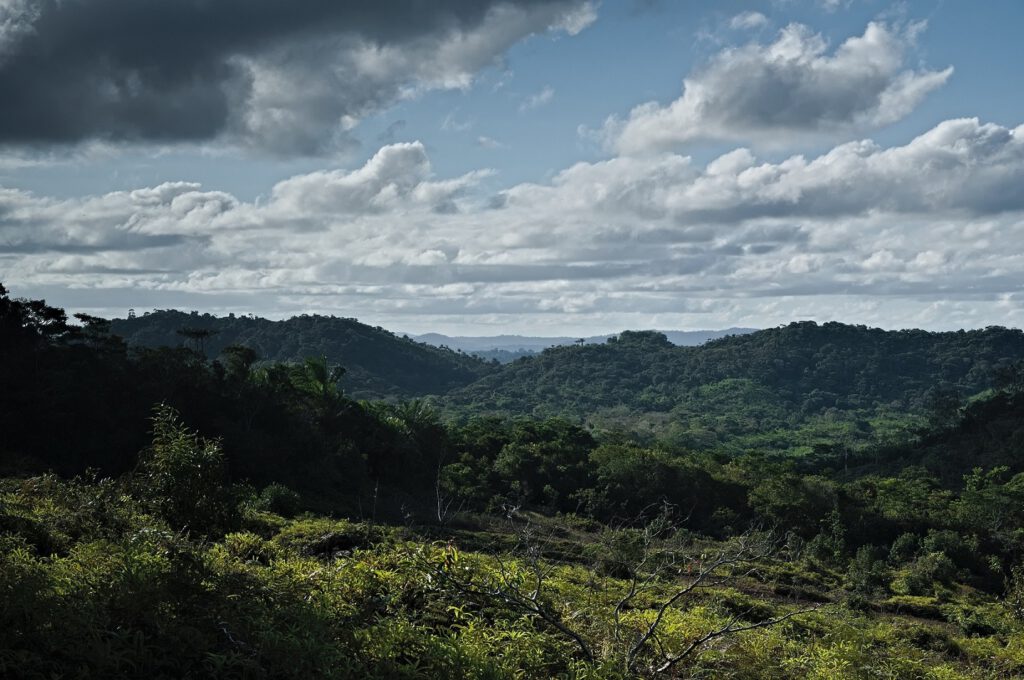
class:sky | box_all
[1,0,1023,335]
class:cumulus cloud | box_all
[0,0,595,155]
[5,118,1024,331]
[609,20,952,153]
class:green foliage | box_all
[135,405,237,536]
[1007,564,1024,621]
[7,288,1024,677]
[4,470,1021,679]
[890,533,922,565]
[583,443,729,523]
[256,483,303,517]
[110,309,495,400]
[443,321,1024,455]
[846,545,891,596]
[855,390,1024,485]
[271,516,395,557]
[892,552,959,597]
[492,419,594,510]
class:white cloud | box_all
[729,11,768,30]
[549,1,598,35]
[0,0,37,60]
[609,20,952,154]
[520,85,555,112]
[476,135,506,149]
[5,119,1024,333]
[515,118,1024,224]
[818,0,848,13]
[441,111,474,133]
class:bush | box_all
[134,405,237,536]
[879,595,944,619]
[889,533,921,565]
[271,517,394,558]
[892,552,958,596]
[845,545,890,596]
[222,531,281,563]
[1006,563,1024,621]
[942,604,998,636]
[258,483,303,517]
[922,529,977,568]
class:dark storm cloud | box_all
[0,0,589,152]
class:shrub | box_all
[271,517,393,558]
[846,545,890,596]
[922,529,977,568]
[258,483,303,517]
[942,604,998,636]
[134,405,237,536]
[892,552,957,596]
[889,533,921,565]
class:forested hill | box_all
[110,310,494,399]
[440,322,1024,448]
[842,387,1024,486]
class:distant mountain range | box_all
[410,328,758,357]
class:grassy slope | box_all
[2,475,1021,679]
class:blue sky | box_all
[2,0,1024,334]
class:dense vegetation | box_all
[443,325,1024,456]
[5,284,1024,678]
[110,310,495,399]
[111,309,1024,459]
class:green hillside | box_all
[109,310,495,399]
[840,387,1024,485]
[441,323,1024,454]
[9,286,1024,677]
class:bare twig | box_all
[653,605,822,674]
[420,507,817,676]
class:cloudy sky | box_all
[2,0,1023,335]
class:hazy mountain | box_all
[411,328,758,358]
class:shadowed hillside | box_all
[110,310,496,400]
